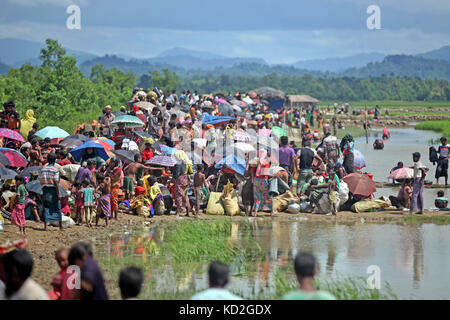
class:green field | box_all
[318,101,450,109]
[415,120,450,137]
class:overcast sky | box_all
[0,0,449,63]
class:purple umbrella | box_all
[145,155,177,167]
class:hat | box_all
[105,105,112,110]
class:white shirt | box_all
[413,161,427,179]
[9,278,49,300]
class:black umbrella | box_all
[19,166,42,178]
[112,111,126,116]
[0,153,11,166]
[0,167,17,180]
[25,180,68,197]
[134,130,152,139]
[113,149,138,164]
[218,102,233,117]
[60,134,89,148]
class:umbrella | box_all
[215,154,246,176]
[145,155,177,167]
[0,167,17,180]
[201,113,234,126]
[111,111,126,117]
[193,138,207,148]
[258,128,272,137]
[0,152,11,166]
[242,97,254,105]
[233,129,251,142]
[60,135,88,148]
[69,142,109,162]
[134,101,155,111]
[87,137,115,147]
[160,145,177,155]
[19,166,42,178]
[113,149,138,164]
[216,98,227,104]
[353,149,366,170]
[0,148,28,167]
[86,138,114,151]
[25,180,68,197]
[0,128,25,142]
[232,105,242,112]
[343,173,376,197]
[218,102,234,117]
[111,115,144,128]
[388,168,414,180]
[35,126,70,140]
[134,130,152,139]
[234,142,255,153]
[271,126,288,138]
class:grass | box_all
[403,215,450,225]
[318,101,450,109]
[415,120,450,138]
[389,112,450,116]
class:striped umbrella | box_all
[0,128,25,142]
[87,137,115,148]
[145,155,177,167]
[0,148,28,167]
[111,115,144,128]
[85,139,114,151]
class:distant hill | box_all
[0,61,9,75]
[342,55,450,81]
[155,47,226,60]
[0,38,97,67]
[417,45,450,61]
[292,52,385,72]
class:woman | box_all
[172,151,193,216]
[20,109,36,140]
[252,149,274,216]
[340,134,355,175]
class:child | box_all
[435,190,449,210]
[326,167,339,216]
[147,176,165,216]
[48,248,69,300]
[11,175,27,234]
[24,192,41,223]
[134,180,146,197]
[95,173,112,226]
[403,179,413,210]
[193,164,208,216]
[74,182,84,225]
[119,266,144,300]
[81,180,95,227]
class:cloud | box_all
[8,0,87,7]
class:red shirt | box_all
[142,148,154,161]
[135,186,146,197]
[58,159,72,166]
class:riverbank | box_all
[1,208,449,291]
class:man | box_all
[323,133,340,166]
[0,101,21,131]
[106,158,122,220]
[123,154,149,199]
[436,137,450,186]
[296,140,323,195]
[1,249,49,300]
[118,266,144,300]
[278,135,296,186]
[40,138,54,164]
[68,242,109,300]
[163,103,172,134]
[147,107,160,138]
[191,262,242,300]
[410,152,428,215]
[99,105,115,138]
[29,138,43,166]
[27,123,39,142]
[39,153,62,230]
[282,252,336,300]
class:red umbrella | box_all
[86,139,114,151]
[342,173,376,197]
[0,128,25,142]
[0,148,28,167]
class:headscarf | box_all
[20,109,36,139]
[340,133,354,152]
[256,149,269,177]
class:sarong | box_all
[174,175,188,207]
[111,185,119,211]
[97,194,112,219]
[242,179,254,206]
[411,178,424,211]
[42,187,62,223]
[297,169,313,194]
[435,157,448,179]
[253,177,272,212]
[123,176,135,194]
[11,204,26,227]
[343,152,355,174]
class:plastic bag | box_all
[287,203,300,214]
[206,192,224,215]
[50,215,75,229]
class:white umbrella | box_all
[193,138,207,148]
[242,97,254,105]
[232,105,242,112]
[234,142,255,153]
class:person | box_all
[47,248,69,300]
[118,266,144,300]
[1,101,21,131]
[172,153,193,216]
[193,164,208,216]
[382,126,390,140]
[123,154,149,200]
[40,138,54,163]
[29,138,43,166]
[282,252,336,300]
[112,123,127,149]
[81,180,95,227]
[75,160,95,185]
[11,176,27,235]
[134,180,146,197]
[410,152,428,215]
[38,153,63,230]
[296,140,322,195]
[436,137,450,186]
[74,182,84,225]
[252,149,274,215]
[95,173,112,226]
[435,190,449,210]
[389,179,412,210]
[106,158,122,220]
[323,133,340,166]
[1,184,14,211]
[147,176,165,216]
[20,109,36,141]
[278,135,296,186]
[147,107,160,137]
[191,261,242,300]
[340,134,355,174]
[391,161,404,173]
[1,249,49,300]
[68,242,109,300]
[99,105,115,138]
[141,142,154,161]
[327,166,339,216]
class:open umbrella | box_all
[35,126,70,140]
[86,138,114,151]
[0,148,28,167]
[133,130,152,139]
[233,129,251,142]
[193,138,207,148]
[388,168,414,180]
[69,142,109,162]
[25,180,68,197]
[134,101,156,111]
[257,128,272,137]
[0,152,11,166]
[353,149,366,170]
[19,166,42,178]
[145,155,177,167]
[111,115,144,128]
[0,167,17,180]
[160,145,177,156]
[113,149,138,164]
[271,126,288,138]
[60,134,89,148]
[0,128,25,142]
[343,173,376,197]
[234,142,255,153]
[215,154,246,176]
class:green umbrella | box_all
[111,115,144,128]
[271,126,288,138]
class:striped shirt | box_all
[39,164,60,187]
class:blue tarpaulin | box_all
[201,113,235,125]
[215,154,246,176]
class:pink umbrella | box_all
[216,98,227,104]
[0,128,25,142]
[0,148,28,167]
[233,129,251,142]
[258,128,272,137]
[388,168,414,180]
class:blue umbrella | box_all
[86,137,115,148]
[215,154,246,176]
[69,142,110,162]
[35,126,70,139]
[201,113,234,126]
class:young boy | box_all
[95,173,112,227]
[435,190,449,210]
[81,180,95,227]
[326,166,339,216]
[118,266,144,300]
[193,164,208,216]
[11,175,27,234]
[48,248,69,300]
[74,182,84,225]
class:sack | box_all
[50,215,75,229]
[221,182,240,216]
[206,192,224,215]
[273,191,298,212]
[136,205,150,217]
[287,203,300,214]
